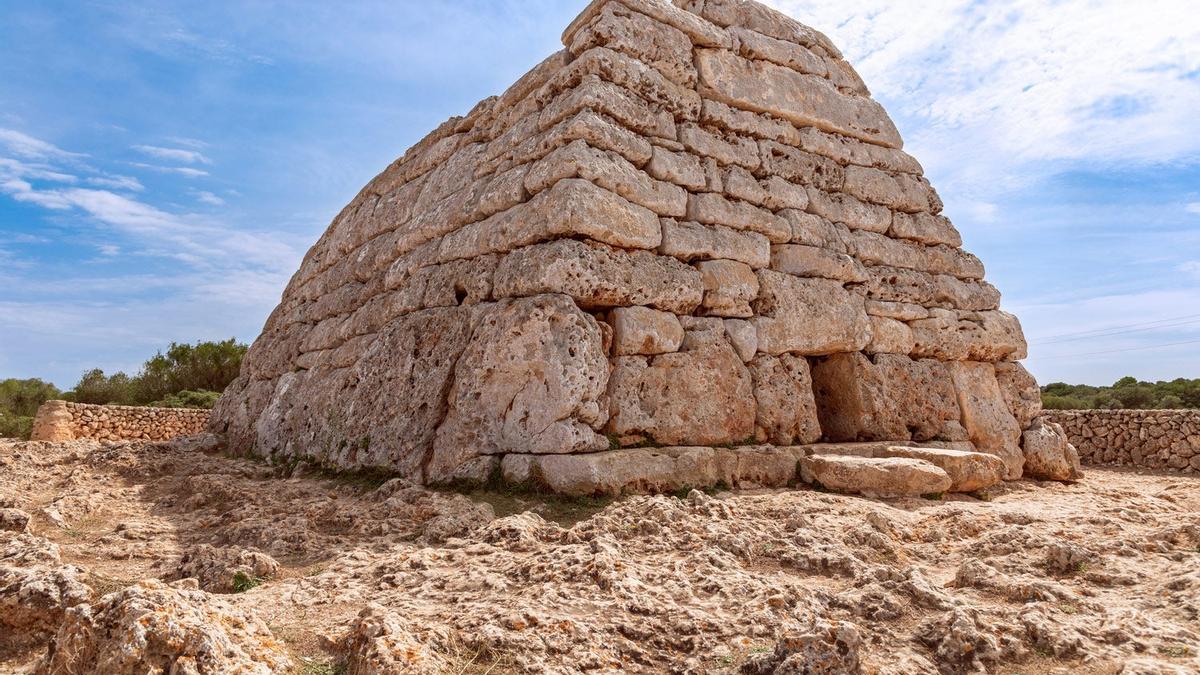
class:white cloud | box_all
[87,175,144,191]
[194,190,225,206]
[1180,261,1200,280]
[132,144,210,164]
[1186,202,1200,215]
[130,162,209,178]
[770,0,1200,200]
[96,244,120,257]
[0,128,85,160]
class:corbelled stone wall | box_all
[211,0,1064,489]
[1046,410,1200,473]
[31,400,210,443]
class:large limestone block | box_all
[995,362,1043,429]
[949,361,1024,480]
[810,353,960,443]
[841,165,939,214]
[659,219,770,268]
[564,0,732,51]
[805,189,892,234]
[891,211,962,247]
[758,140,844,192]
[770,244,866,283]
[494,239,703,314]
[687,192,790,243]
[525,140,686,217]
[679,123,761,170]
[606,343,756,446]
[695,48,902,149]
[799,455,952,498]
[865,316,915,355]
[683,0,841,57]
[749,354,822,445]
[844,229,984,280]
[909,309,1027,362]
[782,211,851,252]
[875,446,1007,493]
[1021,417,1083,481]
[540,76,676,139]
[697,259,759,318]
[751,270,870,355]
[647,146,706,189]
[862,266,1001,312]
[609,306,684,355]
[567,2,698,87]
[429,295,610,481]
[439,179,661,261]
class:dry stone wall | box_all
[30,401,210,443]
[211,0,1062,491]
[1047,410,1200,473]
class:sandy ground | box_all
[0,437,1197,674]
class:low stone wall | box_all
[1046,409,1200,473]
[30,400,210,443]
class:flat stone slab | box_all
[501,445,799,496]
[875,446,1006,493]
[792,441,917,458]
[798,455,951,498]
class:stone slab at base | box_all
[497,440,1001,497]
[799,454,953,498]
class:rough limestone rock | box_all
[339,604,448,674]
[876,446,1007,493]
[799,455,952,498]
[39,580,292,674]
[209,0,1044,494]
[0,533,92,641]
[172,544,281,594]
[742,619,863,675]
[1022,417,1083,481]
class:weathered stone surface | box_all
[39,580,292,674]
[525,139,686,217]
[698,259,759,318]
[687,191,791,243]
[429,295,610,480]
[540,76,676,139]
[339,604,448,674]
[723,319,758,362]
[172,545,280,594]
[891,211,962,247]
[31,401,210,444]
[646,146,706,190]
[799,455,952,498]
[609,306,684,355]
[845,229,984,280]
[440,179,661,261]
[810,353,960,443]
[866,315,915,355]
[865,299,929,321]
[565,0,732,51]
[684,0,841,57]
[606,343,755,446]
[506,444,798,496]
[758,140,844,191]
[949,362,1024,480]
[782,210,850,251]
[995,362,1043,429]
[495,238,703,314]
[862,266,1002,312]
[696,49,902,148]
[910,309,1027,362]
[749,354,822,445]
[842,165,939,213]
[1022,417,1083,482]
[875,446,1007,493]
[806,189,893,234]
[659,218,771,268]
[1047,409,1200,472]
[770,244,867,283]
[567,3,698,87]
[679,122,761,170]
[752,270,870,355]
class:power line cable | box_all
[1034,318,1200,345]
[1030,312,1200,341]
[1044,338,1200,359]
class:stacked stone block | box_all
[1048,410,1200,473]
[31,401,210,443]
[210,0,1060,491]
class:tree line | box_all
[1042,376,1200,410]
[0,339,247,439]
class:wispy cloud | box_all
[0,128,85,160]
[1186,202,1200,215]
[193,190,225,206]
[132,144,210,164]
[87,174,143,191]
[129,162,209,178]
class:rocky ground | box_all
[0,437,1197,674]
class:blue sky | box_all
[1,0,1198,389]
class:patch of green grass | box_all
[922,492,945,501]
[232,571,264,593]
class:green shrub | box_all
[150,390,221,409]
[1042,377,1200,410]
[0,414,34,440]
